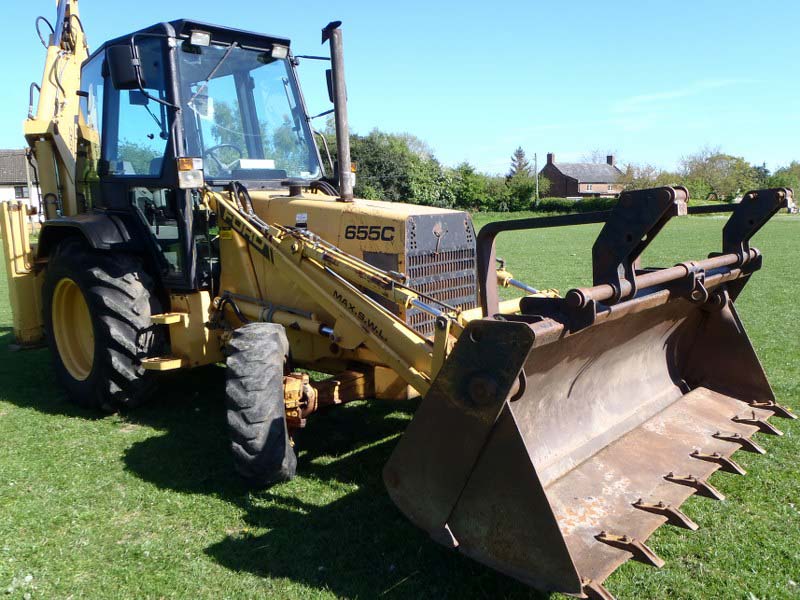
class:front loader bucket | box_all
[384,187,796,598]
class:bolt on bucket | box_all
[383,187,795,598]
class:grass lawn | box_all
[1,213,798,599]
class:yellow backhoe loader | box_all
[1,2,796,597]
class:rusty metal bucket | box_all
[383,187,796,598]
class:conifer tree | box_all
[508,146,532,178]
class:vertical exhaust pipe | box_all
[322,21,354,202]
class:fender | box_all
[37,212,133,258]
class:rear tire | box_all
[42,239,163,412]
[225,322,297,487]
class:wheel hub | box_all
[52,277,95,381]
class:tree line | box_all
[326,128,549,212]
[328,127,798,211]
[618,147,800,202]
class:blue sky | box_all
[2,0,798,174]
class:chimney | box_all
[547,152,555,165]
[606,154,615,166]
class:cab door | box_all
[100,34,197,291]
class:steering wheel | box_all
[203,143,244,173]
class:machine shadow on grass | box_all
[120,368,547,599]
[203,440,548,600]
[0,330,545,598]
[0,327,89,418]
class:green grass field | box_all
[1,214,798,599]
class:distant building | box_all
[540,152,624,198]
[0,149,40,213]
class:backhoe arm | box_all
[25,0,89,218]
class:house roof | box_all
[0,149,30,186]
[550,162,622,183]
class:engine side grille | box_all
[405,214,478,338]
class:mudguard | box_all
[37,212,132,258]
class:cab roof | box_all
[90,19,291,61]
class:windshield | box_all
[178,42,321,181]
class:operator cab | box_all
[76,20,324,291]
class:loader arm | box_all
[207,188,442,394]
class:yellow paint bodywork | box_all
[24,0,89,218]
[0,202,44,345]
[164,292,224,367]
[141,356,187,371]
[212,189,449,397]
[51,277,94,380]
[203,188,543,399]
[220,188,449,326]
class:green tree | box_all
[339,130,455,206]
[618,163,680,191]
[397,133,434,159]
[680,147,758,201]
[271,117,311,175]
[507,147,532,178]
[506,172,537,211]
[753,163,770,187]
[484,176,512,211]
[536,173,551,198]
[117,141,159,175]
[348,130,416,201]
[211,101,242,146]
[407,156,455,208]
[768,161,800,192]
[452,162,488,209]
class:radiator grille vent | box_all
[406,247,477,338]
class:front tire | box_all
[42,240,162,411]
[225,322,297,487]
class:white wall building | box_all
[0,149,42,219]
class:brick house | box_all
[539,152,624,198]
[0,149,40,211]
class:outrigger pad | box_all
[384,293,788,596]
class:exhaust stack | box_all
[322,21,353,202]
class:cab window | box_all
[102,37,170,177]
[77,53,105,206]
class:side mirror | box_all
[107,44,145,90]
[326,69,334,103]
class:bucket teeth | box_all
[632,499,699,531]
[733,412,784,436]
[749,401,797,420]
[664,473,725,501]
[594,532,665,568]
[713,431,766,454]
[690,450,746,475]
[582,578,617,600]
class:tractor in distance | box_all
[0,1,796,598]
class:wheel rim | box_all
[52,277,95,381]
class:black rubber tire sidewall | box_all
[41,240,162,412]
[225,322,297,488]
